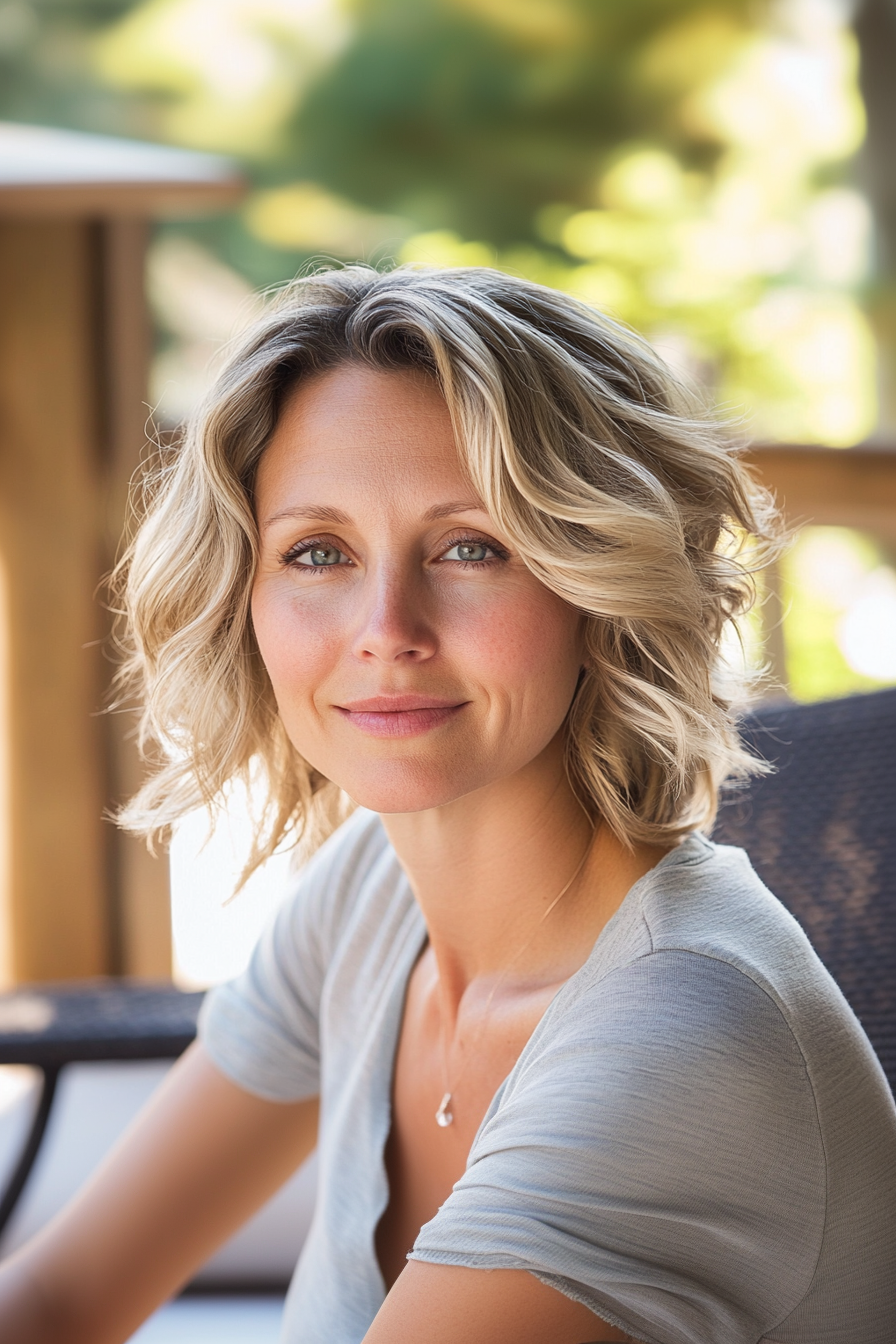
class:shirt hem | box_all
[407,1251,659,1344]
[201,1033,320,1104]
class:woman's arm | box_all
[364,1262,637,1344]
[0,1041,318,1344]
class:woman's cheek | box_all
[252,583,339,701]
[459,581,580,684]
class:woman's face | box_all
[251,363,584,814]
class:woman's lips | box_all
[335,696,468,738]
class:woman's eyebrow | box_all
[422,499,488,521]
[262,504,352,528]
[263,500,487,529]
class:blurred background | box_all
[0,4,895,1331]
[1,0,895,983]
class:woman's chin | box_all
[336,764,488,817]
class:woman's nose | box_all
[350,565,437,664]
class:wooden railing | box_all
[745,443,896,545]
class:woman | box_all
[0,265,893,1344]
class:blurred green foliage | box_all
[284,0,754,245]
[1,0,893,698]
[0,0,150,133]
[91,0,875,446]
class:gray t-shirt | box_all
[199,808,896,1344]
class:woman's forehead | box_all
[257,364,483,521]
[277,363,450,444]
[268,365,453,469]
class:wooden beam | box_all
[0,181,244,219]
[0,122,244,221]
[745,443,896,542]
[0,220,109,983]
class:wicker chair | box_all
[713,685,896,1097]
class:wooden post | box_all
[0,123,242,986]
[99,218,173,979]
[0,219,109,983]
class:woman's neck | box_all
[379,736,668,1017]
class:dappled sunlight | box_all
[727,290,876,444]
[398,230,497,269]
[782,529,896,700]
[246,181,411,258]
[805,189,872,287]
[94,0,348,156]
[382,0,874,448]
[702,5,863,161]
[838,568,896,682]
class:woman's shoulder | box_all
[445,835,896,1342]
[428,900,833,1344]
[516,929,819,1122]
[197,807,412,1101]
[588,830,841,1022]
[475,837,821,1146]
[509,830,894,1164]
[279,806,405,944]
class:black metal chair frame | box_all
[0,982,203,1241]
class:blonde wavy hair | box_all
[115,264,779,874]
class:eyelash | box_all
[280,536,346,572]
[440,533,510,568]
[278,533,510,572]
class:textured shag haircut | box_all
[115,264,779,874]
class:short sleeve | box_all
[411,951,827,1344]
[198,808,388,1103]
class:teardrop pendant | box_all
[435,1092,454,1127]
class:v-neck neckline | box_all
[369,833,709,1296]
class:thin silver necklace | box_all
[434,839,593,1128]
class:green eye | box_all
[444,541,491,563]
[298,544,345,566]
